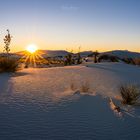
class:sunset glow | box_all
[26,44,38,54]
[0,0,140,52]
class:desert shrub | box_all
[94,50,99,63]
[98,54,119,62]
[87,51,100,63]
[122,58,135,65]
[133,58,140,66]
[0,57,19,72]
[80,82,90,93]
[64,53,73,65]
[76,53,82,64]
[120,84,140,105]
[70,82,77,91]
[70,82,90,93]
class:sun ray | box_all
[18,45,50,68]
[32,54,37,67]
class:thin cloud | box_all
[61,5,79,11]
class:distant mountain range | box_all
[102,50,140,59]
[14,50,93,57]
[39,50,69,57]
[1,50,140,59]
[39,50,94,57]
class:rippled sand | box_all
[0,63,140,139]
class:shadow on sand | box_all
[0,72,29,95]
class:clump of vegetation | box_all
[87,50,100,63]
[64,53,82,66]
[0,29,19,72]
[70,82,77,91]
[122,58,135,65]
[0,57,19,72]
[120,84,140,105]
[98,54,119,62]
[76,46,82,64]
[80,82,90,93]
[133,58,140,66]
[93,50,99,63]
[70,81,90,93]
[76,52,82,64]
[64,53,73,65]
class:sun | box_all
[26,44,38,54]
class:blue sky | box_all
[0,0,140,52]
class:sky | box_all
[0,0,140,52]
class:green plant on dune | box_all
[120,84,140,105]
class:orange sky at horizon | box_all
[0,31,140,53]
[0,0,140,53]
[0,29,139,53]
[0,42,139,53]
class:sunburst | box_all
[19,44,47,68]
[26,44,38,54]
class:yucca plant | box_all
[120,84,140,105]
[93,50,99,63]
[0,29,19,72]
[3,29,12,55]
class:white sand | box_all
[6,62,140,99]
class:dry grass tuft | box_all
[0,57,19,72]
[80,82,90,93]
[120,84,140,105]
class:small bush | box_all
[122,58,135,65]
[120,84,140,105]
[98,54,119,62]
[70,82,90,93]
[94,50,99,63]
[0,57,19,72]
[64,53,73,65]
[133,58,140,66]
[80,82,90,93]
